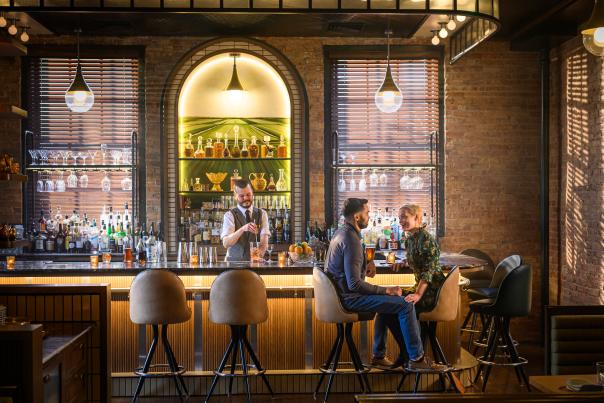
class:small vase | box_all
[276,168,288,191]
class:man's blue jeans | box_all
[343,294,423,361]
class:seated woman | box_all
[371,204,446,368]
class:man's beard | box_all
[239,200,252,208]
[358,218,369,229]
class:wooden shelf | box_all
[0,104,28,119]
[179,157,289,161]
[0,36,27,57]
[0,173,27,182]
[180,190,290,195]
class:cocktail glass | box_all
[28,149,39,165]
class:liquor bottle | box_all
[261,136,270,158]
[45,228,56,252]
[108,225,117,253]
[136,237,147,265]
[202,222,211,245]
[123,203,130,225]
[241,139,249,158]
[277,135,288,158]
[141,223,148,244]
[213,133,225,158]
[34,229,46,252]
[223,135,231,158]
[75,223,83,252]
[38,210,47,233]
[249,135,259,158]
[146,222,157,262]
[231,127,241,158]
[184,133,195,158]
[194,137,205,158]
[266,174,276,191]
[68,225,76,252]
[275,208,283,244]
[117,222,126,253]
[83,231,92,253]
[283,208,291,244]
[55,224,65,253]
[268,211,276,244]
[157,221,163,242]
[204,139,214,158]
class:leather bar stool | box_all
[205,269,273,403]
[461,254,522,353]
[312,267,374,403]
[129,269,191,403]
[472,264,532,392]
[397,267,461,393]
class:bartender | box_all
[221,179,271,261]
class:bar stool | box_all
[461,254,522,352]
[472,264,532,392]
[205,269,273,403]
[397,267,461,393]
[129,269,191,403]
[312,267,374,402]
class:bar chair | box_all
[397,267,461,393]
[312,267,374,402]
[472,264,532,392]
[129,269,191,402]
[205,269,273,403]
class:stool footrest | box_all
[476,356,528,367]
[134,364,186,378]
[318,361,370,375]
[214,363,266,377]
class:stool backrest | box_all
[489,254,523,288]
[312,267,358,324]
[129,269,191,325]
[209,269,268,325]
[493,264,532,317]
[459,249,495,281]
[419,267,459,322]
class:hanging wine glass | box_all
[38,149,49,165]
[121,174,132,191]
[414,169,424,190]
[66,171,78,188]
[349,169,357,191]
[101,171,111,192]
[56,171,66,192]
[369,168,379,187]
[100,144,108,164]
[122,147,131,165]
[79,151,87,165]
[400,169,411,190]
[379,169,388,187]
[337,169,346,192]
[358,169,367,191]
[111,149,122,165]
[44,172,55,193]
[79,171,89,188]
[28,149,39,165]
[36,172,44,193]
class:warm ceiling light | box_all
[7,19,18,36]
[455,14,467,22]
[226,53,244,92]
[65,29,94,113]
[375,29,403,114]
[581,0,604,56]
[431,30,440,46]
[438,23,449,39]
[20,26,29,43]
[447,16,457,30]
[0,13,7,28]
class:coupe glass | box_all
[28,149,39,165]
[55,171,65,192]
[78,151,87,165]
[348,169,357,191]
[101,172,111,192]
[79,172,89,188]
[47,150,59,165]
[121,174,132,191]
[38,149,49,164]
[265,243,274,263]
[65,150,73,165]
[66,171,78,188]
[111,149,122,165]
[88,150,98,165]
[379,170,388,187]
[57,150,67,165]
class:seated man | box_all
[324,197,445,371]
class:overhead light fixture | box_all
[431,30,440,46]
[447,15,457,31]
[455,15,467,22]
[226,53,244,92]
[581,0,604,56]
[374,29,403,114]
[0,13,7,28]
[7,19,18,36]
[438,22,449,39]
[65,29,94,113]
[19,26,29,43]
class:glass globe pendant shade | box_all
[375,64,403,113]
[65,63,94,113]
[580,0,604,56]
[7,22,17,35]
[455,15,467,22]
[447,17,457,31]
[0,14,7,28]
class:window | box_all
[25,53,141,232]
[326,47,444,235]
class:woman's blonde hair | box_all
[399,204,423,224]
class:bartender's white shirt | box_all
[220,204,271,240]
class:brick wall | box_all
[550,36,604,305]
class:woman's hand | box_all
[404,293,422,304]
[390,261,409,273]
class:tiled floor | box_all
[113,342,544,402]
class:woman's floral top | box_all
[403,226,446,313]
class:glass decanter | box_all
[230,169,241,191]
[204,139,214,158]
[369,169,379,187]
[183,134,195,158]
[213,133,224,158]
[261,135,271,158]
[277,135,288,158]
[276,168,287,191]
[359,169,367,191]
[101,172,111,192]
[193,177,202,192]
[66,171,78,188]
[241,139,249,158]
[266,173,277,191]
[249,135,259,158]
[194,137,205,158]
[223,134,231,158]
[231,125,241,158]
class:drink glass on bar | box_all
[386,251,397,264]
[250,242,263,263]
[190,254,199,266]
[277,251,287,266]
[89,254,99,268]
[123,247,133,263]
[102,250,112,264]
[6,256,15,270]
[365,244,375,262]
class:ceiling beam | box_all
[510,0,581,41]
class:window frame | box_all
[22,45,147,231]
[323,45,445,236]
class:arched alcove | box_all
[161,38,308,253]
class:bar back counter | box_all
[0,262,471,398]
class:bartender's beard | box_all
[239,200,253,209]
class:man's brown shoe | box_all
[370,356,394,368]
[406,355,449,372]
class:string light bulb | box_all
[0,13,7,28]
[7,19,18,36]
[20,26,29,43]
[438,23,448,39]
[431,30,440,46]
[447,15,457,30]
[455,15,467,22]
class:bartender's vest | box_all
[225,207,262,262]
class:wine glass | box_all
[55,171,65,192]
[65,150,73,165]
[379,169,388,187]
[38,149,49,165]
[100,144,108,164]
[266,243,274,263]
[121,174,132,191]
[66,171,78,188]
[28,149,39,165]
[57,150,67,165]
[359,169,367,191]
[88,150,98,165]
[36,173,44,192]
[79,151,88,165]
[348,169,357,191]
[400,169,411,190]
[337,170,346,192]
[101,172,111,192]
[413,170,425,190]
[79,172,89,188]
[111,149,122,165]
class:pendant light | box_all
[65,29,94,113]
[431,30,440,46]
[581,0,604,56]
[226,52,244,92]
[374,29,402,114]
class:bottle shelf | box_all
[333,164,437,169]
[180,191,290,195]
[26,165,133,172]
[179,157,289,161]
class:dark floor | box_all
[113,342,544,402]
